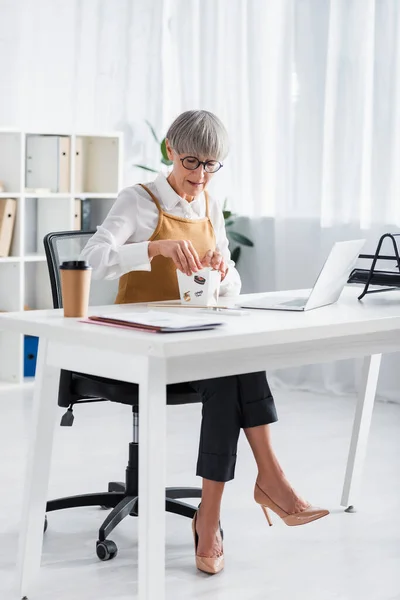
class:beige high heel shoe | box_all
[192,511,224,575]
[254,481,329,526]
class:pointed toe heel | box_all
[254,482,329,527]
[192,511,225,575]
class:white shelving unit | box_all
[0,128,123,385]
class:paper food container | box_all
[176,267,221,306]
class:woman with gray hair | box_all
[82,110,328,575]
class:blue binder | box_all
[24,335,39,377]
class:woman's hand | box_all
[148,239,203,275]
[201,250,228,280]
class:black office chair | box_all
[43,230,202,561]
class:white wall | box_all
[0,0,165,184]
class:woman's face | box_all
[165,139,217,200]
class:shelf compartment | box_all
[0,132,22,193]
[0,332,23,383]
[25,134,71,194]
[25,196,73,255]
[75,136,119,194]
[0,262,22,311]
[76,197,115,232]
[24,262,52,310]
[0,261,23,383]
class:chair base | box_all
[44,441,202,560]
[46,481,202,556]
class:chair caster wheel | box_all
[44,516,48,533]
[96,539,118,561]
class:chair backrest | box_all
[43,230,119,308]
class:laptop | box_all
[239,239,366,312]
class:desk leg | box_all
[138,357,167,600]
[341,354,381,511]
[18,339,60,599]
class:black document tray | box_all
[347,233,400,300]
[348,268,400,288]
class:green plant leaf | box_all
[161,157,173,166]
[133,164,159,173]
[145,120,160,145]
[231,246,241,264]
[224,219,235,227]
[223,210,232,220]
[161,138,170,162]
[229,231,254,247]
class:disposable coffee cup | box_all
[60,260,92,317]
[176,267,221,306]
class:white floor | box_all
[0,385,399,600]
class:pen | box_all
[150,303,231,309]
[198,307,250,316]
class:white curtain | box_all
[163,0,400,402]
[1,0,400,401]
[162,0,400,226]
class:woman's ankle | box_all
[197,505,220,530]
[256,473,309,513]
[199,478,224,530]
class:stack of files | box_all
[0,198,16,257]
[84,310,224,333]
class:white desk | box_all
[1,287,400,600]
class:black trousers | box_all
[189,371,278,482]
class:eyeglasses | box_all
[180,156,223,173]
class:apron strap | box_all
[204,190,211,220]
[140,183,211,221]
[139,184,163,213]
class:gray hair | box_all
[166,110,229,161]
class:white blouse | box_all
[81,173,242,297]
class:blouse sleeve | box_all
[80,187,152,280]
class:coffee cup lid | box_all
[60,260,92,270]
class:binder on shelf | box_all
[347,233,400,300]
[74,136,84,193]
[81,198,92,231]
[74,199,82,230]
[58,136,70,193]
[25,135,71,193]
[24,335,39,377]
[0,198,17,257]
